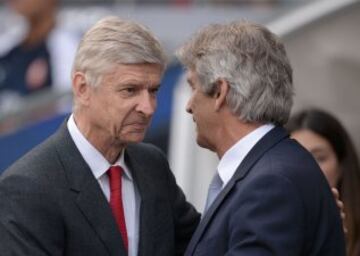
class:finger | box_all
[341,212,346,220]
[337,200,344,210]
[331,187,340,199]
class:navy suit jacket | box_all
[185,126,346,256]
[0,122,200,256]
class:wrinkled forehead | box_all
[102,63,163,85]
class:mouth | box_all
[124,122,149,131]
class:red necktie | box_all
[108,166,128,251]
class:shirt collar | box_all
[67,114,133,181]
[217,123,275,187]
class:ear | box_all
[72,72,91,107]
[214,78,229,111]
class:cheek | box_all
[114,104,139,127]
[93,98,124,126]
[319,158,340,186]
[191,94,202,111]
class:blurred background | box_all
[0,0,359,211]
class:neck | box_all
[23,10,56,47]
[215,117,262,159]
[73,112,125,164]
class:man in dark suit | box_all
[176,21,346,255]
[0,17,200,256]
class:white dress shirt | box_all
[67,115,140,256]
[217,124,275,188]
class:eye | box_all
[313,153,328,164]
[118,86,138,97]
[149,87,159,96]
[188,83,196,91]
[125,88,135,93]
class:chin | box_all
[124,133,146,144]
[196,136,212,150]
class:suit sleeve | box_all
[139,143,201,255]
[166,168,201,256]
[226,174,305,256]
[148,145,202,256]
[0,176,64,256]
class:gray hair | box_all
[176,21,294,125]
[72,16,167,87]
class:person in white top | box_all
[0,0,78,95]
[0,0,78,118]
[176,21,346,255]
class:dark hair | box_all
[286,108,360,256]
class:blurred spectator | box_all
[286,108,360,256]
[207,0,278,5]
[0,0,78,113]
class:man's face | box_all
[186,69,217,150]
[84,63,162,146]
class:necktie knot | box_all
[108,165,123,192]
[204,172,223,213]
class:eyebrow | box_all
[115,80,139,86]
[309,147,328,154]
[150,83,161,89]
[115,81,161,88]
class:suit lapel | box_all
[124,145,156,256]
[53,122,126,256]
[185,126,289,255]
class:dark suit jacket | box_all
[185,127,346,256]
[0,122,200,256]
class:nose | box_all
[186,98,193,114]
[136,91,156,117]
